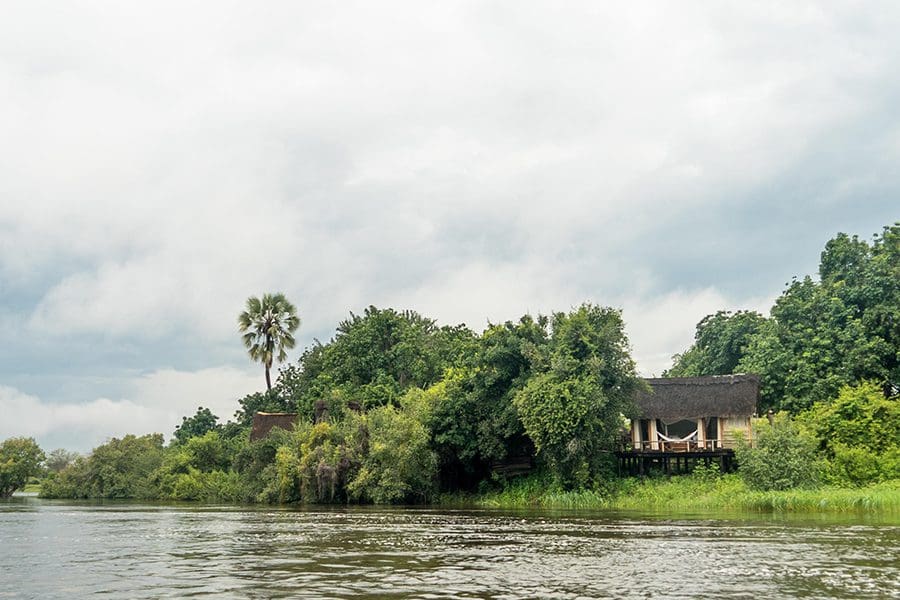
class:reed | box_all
[468,474,900,513]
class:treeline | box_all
[668,223,899,412]
[666,222,900,490]
[41,304,642,502]
[29,221,900,503]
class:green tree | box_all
[238,293,301,390]
[173,406,221,444]
[513,304,641,487]
[347,404,438,504]
[0,437,45,497]
[153,431,242,501]
[735,414,819,491]
[800,382,900,485]
[41,434,165,499]
[45,448,79,474]
[670,223,899,411]
[428,315,548,486]
[666,310,768,377]
[278,306,475,416]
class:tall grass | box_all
[467,473,900,513]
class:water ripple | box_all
[1,499,898,599]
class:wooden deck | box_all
[615,447,737,476]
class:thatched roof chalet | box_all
[634,374,759,421]
[250,412,298,442]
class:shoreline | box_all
[22,475,900,515]
[455,475,900,514]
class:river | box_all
[1,496,898,599]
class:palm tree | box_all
[238,293,301,390]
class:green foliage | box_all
[154,431,244,502]
[475,471,898,514]
[279,307,475,418]
[691,460,722,483]
[232,389,295,428]
[173,406,221,444]
[39,456,91,498]
[801,382,899,454]
[232,430,288,502]
[666,310,767,377]
[739,224,899,411]
[428,316,548,483]
[348,405,437,504]
[269,420,360,503]
[668,223,899,412]
[800,382,900,486]
[238,292,301,390]
[0,437,46,498]
[735,415,819,491]
[168,469,243,502]
[44,448,79,474]
[514,304,640,488]
[41,434,165,499]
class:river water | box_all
[1,497,898,599]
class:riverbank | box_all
[463,474,900,513]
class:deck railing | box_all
[625,439,741,452]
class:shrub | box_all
[801,382,900,486]
[735,414,819,491]
[347,405,437,504]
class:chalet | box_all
[618,374,760,474]
[250,412,298,442]
[249,401,336,442]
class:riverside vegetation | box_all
[5,223,898,512]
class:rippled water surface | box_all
[1,497,898,599]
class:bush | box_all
[735,414,819,491]
[347,404,437,504]
[802,382,899,454]
[801,382,900,486]
[40,456,92,498]
[269,420,360,504]
[168,469,243,502]
[40,434,165,499]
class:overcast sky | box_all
[1,1,898,452]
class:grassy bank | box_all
[467,474,900,513]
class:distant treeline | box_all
[668,223,899,412]
[27,222,899,503]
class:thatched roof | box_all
[634,374,759,420]
[250,412,298,442]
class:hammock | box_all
[657,430,698,443]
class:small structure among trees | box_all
[250,412,299,442]
[618,374,759,475]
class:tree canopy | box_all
[0,437,45,498]
[669,222,899,411]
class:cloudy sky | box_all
[2,1,897,452]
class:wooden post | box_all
[648,419,659,451]
[697,418,706,449]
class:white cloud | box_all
[1,0,898,443]
[0,366,262,452]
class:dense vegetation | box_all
[38,303,641,503]
[4,222,897,511]
[668,223,899,412]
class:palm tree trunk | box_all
[265,365,272,390]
